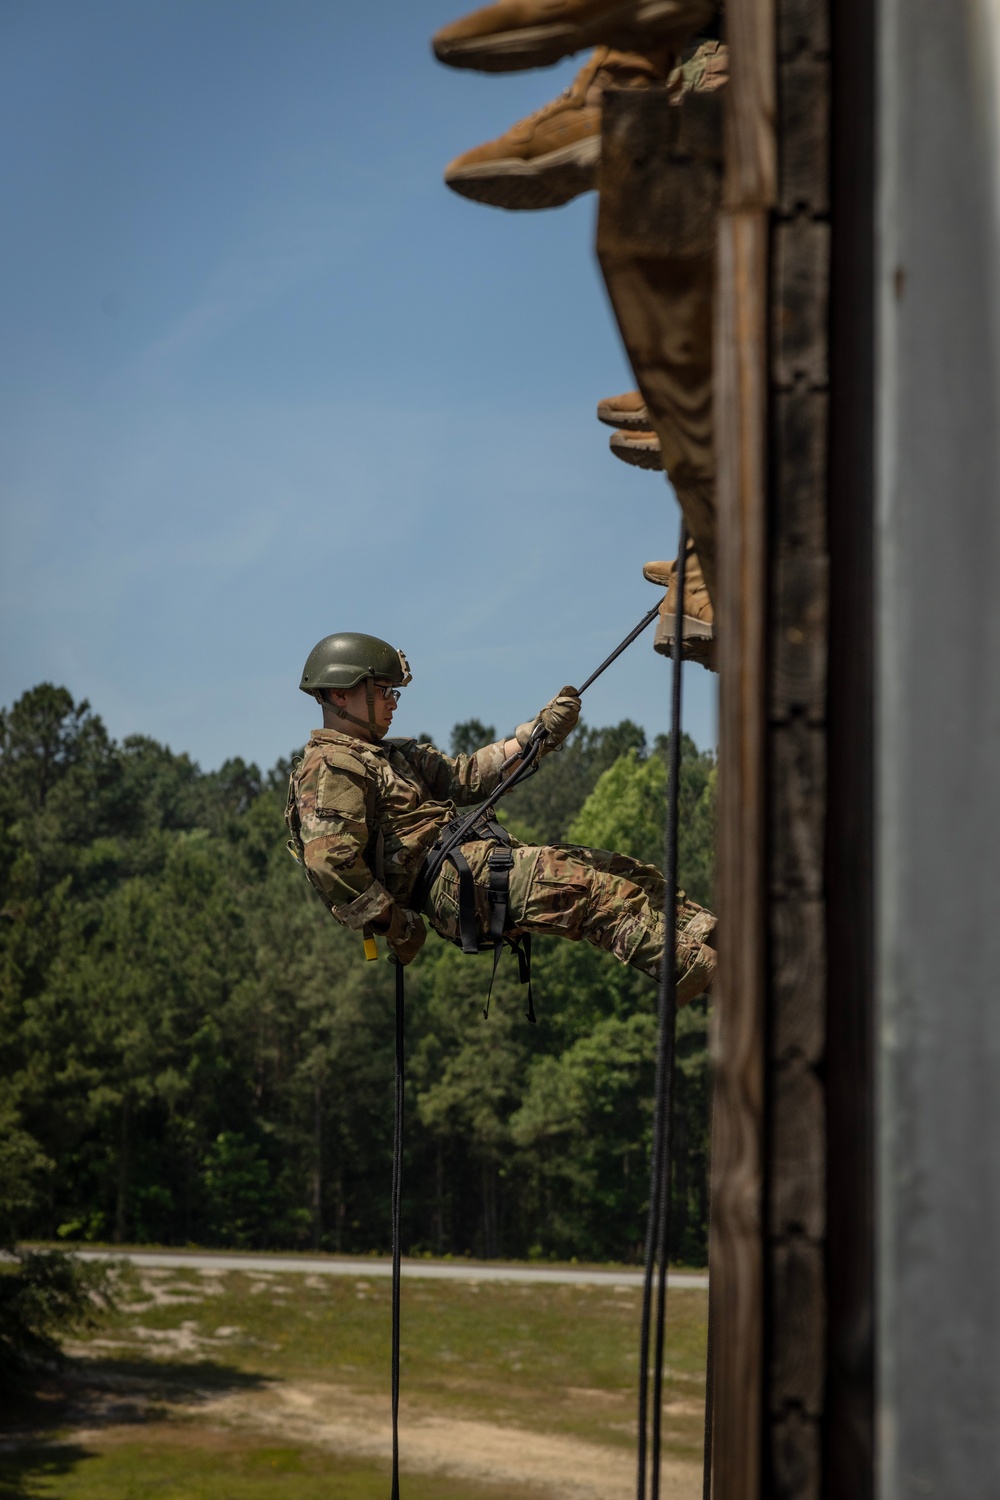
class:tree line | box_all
[0,684,715,1267]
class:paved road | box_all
[71,1247,708,1290]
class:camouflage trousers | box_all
[422,841,716,1004]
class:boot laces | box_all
[516,47,610,126]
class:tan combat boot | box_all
[610,427,663,470]
[597,388,649,428]
[644,536,716,671]
[444,47,665,210]
[432,0,718,73]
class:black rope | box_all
[700,1063,715,1500]
[412,603,661,910]
[390,956,404,1500]
[576,601,661,694]
[702,1261,714,1500]
[637,523,688,1500]
[386,600,664,1500]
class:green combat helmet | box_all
[299,632,411,741]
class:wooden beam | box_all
[712,203,768,1500]
[710,1,775,1493]
[764,5,832,1495]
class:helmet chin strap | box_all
[324,679,387,742]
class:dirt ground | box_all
[61,1373,702,1500]
[5,1263,707,1500]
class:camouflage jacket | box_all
[285,728,509,931]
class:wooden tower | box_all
[600,0,1000,1492]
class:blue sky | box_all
[0,0,716,771]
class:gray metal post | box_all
[878,2,1000,1491]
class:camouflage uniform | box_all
[286,727,716,1002]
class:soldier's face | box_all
[332,679,398,735]
[372,681,397,732]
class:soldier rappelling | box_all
[285,631,717,1002]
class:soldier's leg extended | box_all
[423,840,716,1003]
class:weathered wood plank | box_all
[770,554,828,720]
[771,898,826,1065]
[772,219,831,388]
[724,0,778,210]
[770,1405,822,1500]
[774,389,828,552]
[770,1238,825,1414]
[778,52,830,216]
[764,5,831,1495]
[769,1059,826,1237]
[711,202,769,1500]
[598,90,721,257]
[769,722,826,896]
[779,0,829,56]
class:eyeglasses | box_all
[377,685,402,705]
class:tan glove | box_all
[515,687,581,754]
[385,904,427,966]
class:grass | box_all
[0,1429,545,1500]
[92,1267,707,1448]
[1,1263,708,1500]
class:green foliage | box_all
[500,718,648,844]
[0,1102,52,1236]
[0,685,716,1270]
[569,749,668,866]
[450,720,496,756]
[0,1249,117,1390]
[0,1094,120,1387]
[568,734,716,908]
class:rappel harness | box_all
[412,809,535,1023]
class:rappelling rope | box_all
[637,522,688,1500]
[384,599,662,1499]
[409,600,662,919]
[701,1217,714,1499]
[390,956,404,1500]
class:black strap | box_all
[409,739,546,914]
[415,823,535,1025]
[390,956,404,1500]
[446,847,481,956]
[487,844,514,944]
[514,934,536,1024]
[482,843,514,1020]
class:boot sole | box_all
[654,615,716,672]
[433,0,715,72]
[597,397,649,429]
[444,135,600,210]
[610,435,663,470]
